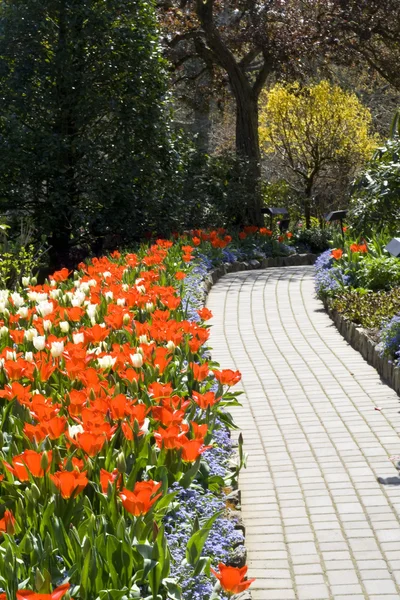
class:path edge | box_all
[323,298,400,397]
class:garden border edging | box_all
[198,252,317,600]
[323,299,400,397]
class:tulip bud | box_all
[40,451,50,472]
[146,302,154,312]
[0,326,8,338]
[123,313,130,325]
[31,483,41,502]
[116,451,126,474]
[35,568,46,591]
[31,277,37,286]
[22,276,30,287]
[24,534,33,554]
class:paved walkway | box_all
[207,267,400,600]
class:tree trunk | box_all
[235,91,263,226]
[304,179,313,229]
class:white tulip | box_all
[166,340,175,352]
[21,277,30,287]
[50,341,64,358]
[25,352,34,362]
[33,336,46,351]
[25,328,38,342]
[97,355,116,369]
[10,292,24,308]
[6,350,16,361]
[60,321,70,333]
[130,353,143,368]
[17,306,29,319]
[36,300,53,317]
[43,320,52,332]
[73,332,84,345]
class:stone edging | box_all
[323,299,400,396]
[202,253,317,294]
[199,253,317,600]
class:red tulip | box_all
[213,369,241,386]
[51,470,88,499]
[0,510,16,534]
[211,563,255,595]
[17,583,70,600]
[120,480,162,516]
[4,450,52,481]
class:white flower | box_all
[73,332,84,345]
[139,335,149,345]
[122,284,129,292]
[117,298,126,306]
[21,276,30,287]
[140,418,150,435]
[97,355,116,369]
[0,290,9,303]
[105,291,113,301]
[25,352,34,362]
[6,350,16,361]
[88,279,97,287]
[166,340,175,352]
[68,424,84,438]
[0,303,7,314]
[50,279,57,287]
[43,320,52,332]
[146,302,154,312]
[130,353,143,368]
[0,326,8,337]
[123,313,130,325]
[50,341,64,357]
[10,292,24,308]
[86,304,97,319]
[36,300,54,317]
[103,271,111,279]
[136,285,146,294]
[33,336,46,351]
[25,328,38,342]
[60,321,70,333]
[17,306,29,319]
[72,291,86,306]
[50,289,62,300]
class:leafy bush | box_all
[332,287,400,329]
[0,222,47,289]
[294,228,333,254]
[350,137,400,236]
[356,255,400,290]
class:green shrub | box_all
[356,256,400,290]
[294,227,333,253]
[332,287,400,329]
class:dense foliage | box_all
[0,0,183,269]
[350,137,400,236]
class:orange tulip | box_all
[100,468,121,493]
[4,450,52,481]
[74,431,106,456]
[190,362,210,382]
[331,248,343,260]
[17,583,70,600]
[0,510,16,535]
[181,439,211,462]
[120,480,162,516]
[213,369,241,386]
[51,470,88,499]
[211,563,255,595]
[197,307,213,320]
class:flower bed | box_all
[315,238,400,395]
[0,238,255,600]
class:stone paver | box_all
[207,267,400,600]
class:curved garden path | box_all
[207,266,400,600]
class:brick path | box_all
[207,266,400,600]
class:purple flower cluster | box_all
[164,482,244,600]
[167,263,245,599]
[315,249,351,297]
[379,315,400,362]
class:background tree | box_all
[259,80,377,227]
[0,0,179,269]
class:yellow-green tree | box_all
[259,80,377,227]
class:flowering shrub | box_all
[379,315,400,362]
[0,239,251,599]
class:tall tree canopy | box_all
[0,0,177,268]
